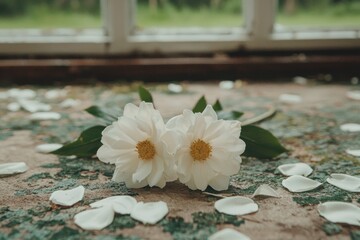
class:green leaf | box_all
[241,125,287,159]
[85,106,120,125]
[138,86,153,103]
[192,96,207,113]
[212,99,223,112]
[217,111,243,120]
[52,125,106,157]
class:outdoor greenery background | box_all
[0,0,359,28]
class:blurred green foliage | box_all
[0,0,100,16]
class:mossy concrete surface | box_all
[0,82,359,240]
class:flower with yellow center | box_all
[97,102,178,188]
[167,105,245,191]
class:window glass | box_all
[0,0,101,28]
[277,0,360,28]
[136,0,243,29]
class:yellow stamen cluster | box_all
[136,140,156,160]
[190,139,212,161]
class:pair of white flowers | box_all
[97,102,245,191]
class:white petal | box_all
[326,174,360,192]
[123,103,139,118]
[130,201,168,224]
[209,228,251,240]
[277,163,313,176]
[202,105,218,120]
[346,149,360,157]
[35,143,63,153]
[252,184,280,198]
[18,99,51,112]
[60,98,80,108]
[279,94,302,104]
[340,123,360,132]
[90,195,137,214]
[214,196,258,216]
[29,112,61,121]
[193,162,214,191]
[8,88,36,99]
[219,80,234,90]
[346,90,360,100]
[168,83,183,93]
[45,89,67,99]
[7,102,21,112]
[132,160,152,183]
[74,205,115,230]
[282,175,322,192]
[318,202,360,226]
[0,162,28,176]
[49,185,85,206]
[209,175,230,191]
[161,130,181,154]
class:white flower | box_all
[167,105,245,191]
[97,102,177,188]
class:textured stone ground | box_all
[0,81,359,240]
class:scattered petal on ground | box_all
[208,228,251,240]
[219,81,234,90]
[252,184,280,198]
[45,89,67,99]
[49,185,85,206]
[318,202,360,226]
[346,149,360,157]
[8,88,36,99]
[7,102,21,112]
[29,112,61,121]
[279,94,302,104]
[90,195,137,214]
[282,175,322,193]
[326,173,360,192]
[0,162,28,176]
[214,196,258,216]
[130,201,168,224]
[35,143,63,153]
[74,205,115,230]
[346,90,360,100]
[60,98,81,108]
[277,163,313,177]
[168,83,183,93]
[18,99,51,112]
[340,123,360,132]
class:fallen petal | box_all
[90,195,137,214]
[252,184,280,198]
[19,99,51,112]
[8,88,36,99]
[45,89,67,99]
[74,205,115,230]
[318,202,360,226]
[277,163,313,177]
[50,185,85,206]
[130,201,168,224]
[219,81,234,90]
[36,143,63,153]
[60,98,80,108]
[209,228,251,240]
[214,196,258,216]
[340,123,360,132]
[29,112,61,121]
[346,90,360,100]
[279,94,302,104]
[0,162,28,176]
[168,83,183,93]
[7,102,21,112]
[326,174,360,192]
[282,175,322,192]
[346,149,360,157]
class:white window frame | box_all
[0,0,359,55]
